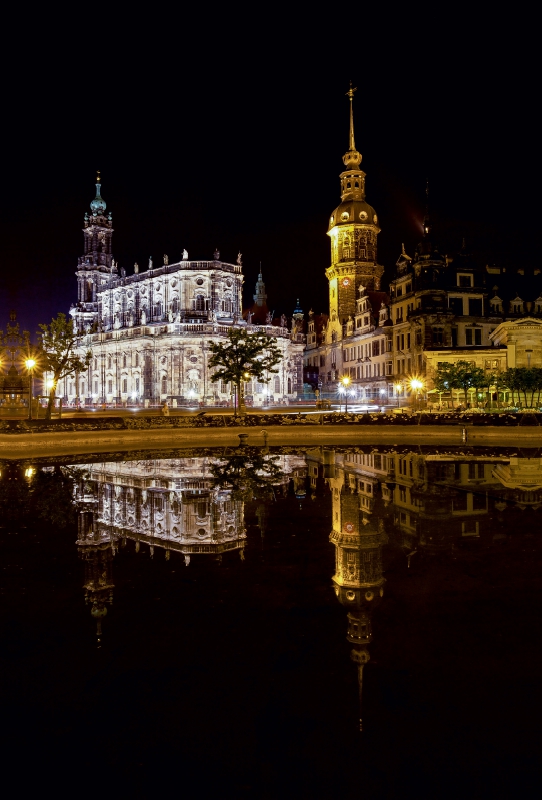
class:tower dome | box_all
[90,172,106,215]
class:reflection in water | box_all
[0,447,542,744]
[71,454,306,641]
[304,446,542,728]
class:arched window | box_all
[107,356,112,369]
[274,376,280,393]
[287,378,292,393]
[123,354,127,368]
[195,295,205,311]
[161,377,167,395]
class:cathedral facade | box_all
[60,176,304,406]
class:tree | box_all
[434,360,486,407]
[38,313,91,419]
[208,329,282,414]
[501,367,542,408]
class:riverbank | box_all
[1,418,542,459]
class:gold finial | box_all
[96,170,101,183]
[346,81,357,151]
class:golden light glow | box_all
[341,375,351,387]
[25,358,36,370]
[24,467,35,479]
[46,379,56,390]
[409,377,424,391]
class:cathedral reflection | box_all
[72,454,303,640]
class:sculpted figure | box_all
[164,254,169,266]
[148,257,153,270]
[182,249,188,260]
[134,262,139,274]
[237,252,242,265]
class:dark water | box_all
[1,446,542,798]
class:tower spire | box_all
[90,170,106,215]
[423,179,431,236]
[347,81,357,151]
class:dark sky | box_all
[1,11,537,338]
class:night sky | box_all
[1,13,536,338]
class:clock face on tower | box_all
[341,277,351,288]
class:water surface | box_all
[1,446,541,798]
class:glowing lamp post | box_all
[340,375,351,413]
[394,382,402,408]
[409,378,424,410]
[25,358,36,420]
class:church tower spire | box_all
[326,87,384,335]
[72,173,115,334]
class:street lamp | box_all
[25,358,36,420]
[409,377,424,411]
[340,375,351,413]
[394,382,402,408]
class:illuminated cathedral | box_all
[59,176,304,406]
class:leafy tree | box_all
[208,329,282,415]
[434,360,486,407]
[38,313,91,419]
[501,367,542,408]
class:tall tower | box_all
[72,173,115,331]
[326,85,384,331]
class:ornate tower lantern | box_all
[326,85,384,332]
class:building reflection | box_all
[307,445,542,728]
[72,454,302,640]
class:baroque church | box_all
[305,88,542,404]
[56,175,304,406]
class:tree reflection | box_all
[209,448,285,502]
[0,464,78,529]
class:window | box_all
[123,354,127,368]
[195,295,205,311]
[372,340,380,356]
[432,328,444,345]
[449,297,463,315]
[122,378,127,393]
[161,377,167,395]
[135,378,140,392]
[274,376,280,393]
[469,298,482,316]
[466,328,482,345]
[458,274,473,287]
[135,353,139,367]
[94,381,98,394]
[107,380,112,394]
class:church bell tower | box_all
[326,85,384,333]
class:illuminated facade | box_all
[61,176,304,405]
[305,91,542,404]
